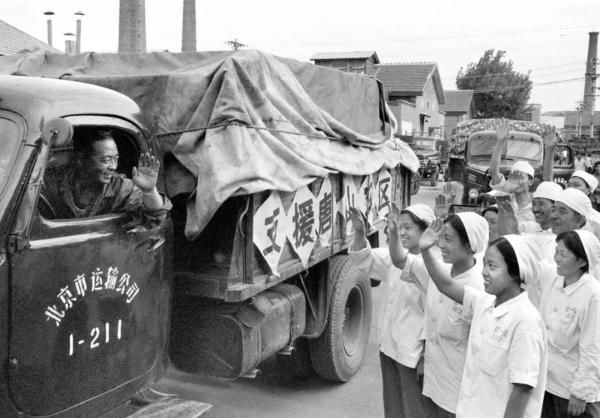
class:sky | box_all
[3,0,599,112]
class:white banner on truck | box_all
[286,186,317,268]
[253,191,288,275]
[315,177,333,248]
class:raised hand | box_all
[542,126,558,149]
[420,217,443,251]
[495,118,510,143]
[348,207,367,238]
[132,152,160,193]
[435,194,449,218]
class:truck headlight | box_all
[468,188,479,199]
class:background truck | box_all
[447,118,574,206]
[0,50,418,417]
[399,135,448,193]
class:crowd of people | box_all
[348,123,600,418]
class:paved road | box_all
[153,184,442,418]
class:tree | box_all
[456,50,532,119]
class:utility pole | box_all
[225,39,246,51]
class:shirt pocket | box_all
[438,303,469,342]
[549,310,579,353]
[478,339,508,376]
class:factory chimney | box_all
[182,0,197,52]
[583,32,598,138]
[44,11,54,47]
[118,0,147,53]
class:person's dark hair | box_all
[400,209,429,232]
[74,130,115,158]
[482,206,498,217]
[443,214,471,250]
[556,231,589,273]
[488,237,521,284]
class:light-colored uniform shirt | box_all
[540,273,600,402]
[407,258,483,413]
[348,246,426,368]
[456,288,547,418]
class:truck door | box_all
[6,123,172,416]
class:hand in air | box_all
[420,217,443,251]
[543,126,558,149]
[348,207,367,239]
[435,194,449,218]
[387,202,402,245]
[495,118,510,143]
[132,152,160,193]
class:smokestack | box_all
[583,32,598,138]
[75,11,84,54]
[44,11,54,46]
[64,32,75,55]
[182,0,197,52]
[118,0,147,53]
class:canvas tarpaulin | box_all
[0,49,418,239]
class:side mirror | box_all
[41,118,73,147]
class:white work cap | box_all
[404,204,435,226]
[511,160,535,178]
[456,212,489,254]
[571,170,599,192]
[573,230,600,278]
[554,188,592,217]
[532,181,563,201]
[503,234,540,285]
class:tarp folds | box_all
[0,49,418,238]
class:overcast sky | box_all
[3,0,599,112]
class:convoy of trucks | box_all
[0,50,418,416]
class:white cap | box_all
[504,234,540,285]
[511,160,535,178]
[404,204,435,226]
[554,188,592,217]
[571,170,599,192]
[574,230,600,276]
[456,212,489,254]
[532,181,563,201]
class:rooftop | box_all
[440,90,474,113]
[310,51,380,63]
[374,63,444,103]
[0,19,60,55]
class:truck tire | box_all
[309,255,372,382]
[277,338,315,378]
[430,166,439,187]
[410,172,421,195]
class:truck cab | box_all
[0,75,171,417]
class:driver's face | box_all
[86,139,119,185]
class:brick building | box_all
[374,63,446,139]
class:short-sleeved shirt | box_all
[409,258,483,413]
[456,288,547,418]
[349,246,426,368]
[41,167,171,226]
[540,273,600,402]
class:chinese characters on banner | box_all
[253,170,391,274]
[286,186,316,268]
[315,177,333,248]
[252,191,288,275]
[376,169,392,219]
[44,267,139,327]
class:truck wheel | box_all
[430,166,439,187]
[309,255,372,382]
[410,172,421,195]
[276,338,315,378]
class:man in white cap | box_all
[489,120,536,224]
[497,181,563,306]
[564,171,600,240]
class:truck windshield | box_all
[468,137,542,161]
[0,117,20,195]
[413,139,435,150]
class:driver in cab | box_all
[41,130,172,225]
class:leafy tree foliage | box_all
[456,50,532,119]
